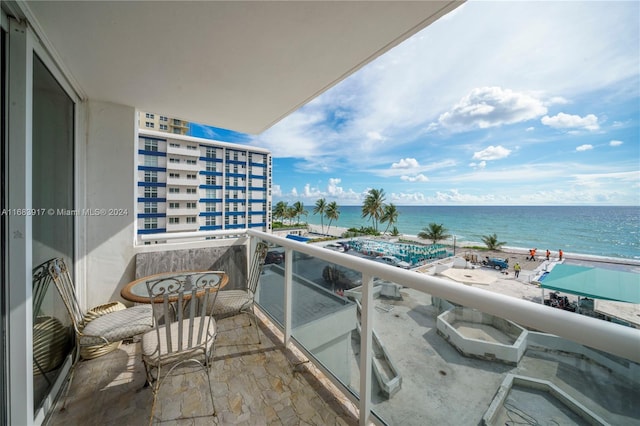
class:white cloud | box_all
[576,144,594,152]
[609,140,624,147]
[400,174,428,182]
[469,161,487,169]
[541,112,599,131]
[391,158,420,169]
[271,184,282,197]
[525,127,535,132]
[473,145,511,161]
[435,87,548,132]
[367,131,384,141]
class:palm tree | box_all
[273,201,288,223]
[481,233,506,250]
[380,203,399,235]
[325,201,340,232]
[418,223,451,244]
[313,198,327,233]
[292,201,308,225]
[361,188,385,232]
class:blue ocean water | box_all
[304,206,640,260]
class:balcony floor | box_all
[46,313,359,425]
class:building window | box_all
[143,138,158,151]
[144,218,158,229]
[169,202,180,209]
[169,187,180,193]
[144,187,158,198]
[206,176,216,185]
[186,188,197,194]
[169,217,180,224]
[159,124,168,131]
[186,217,196,224]
[206,163,217,172]
[205,203,215,212]
[186,174,196,180]
[144,202,158,213]
[144,156,158,167]
[144,171,158,183]
[160,116,168,122]
[145,113,154,119]
[186,145,197,150]
[169,158,180,163]
[169,173,180,179]
[205,217,216,226]
[206,147,217,158]
[186,159,197,165]
[205,189,216,198]
[169,143,180,148]
[186,202,196,209]
[145,122,154,128]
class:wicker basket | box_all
[80,301,126,360]
[33,316,70,375]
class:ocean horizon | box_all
[301,205,639,260]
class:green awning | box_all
[539,264,640,304]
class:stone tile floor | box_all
[46,312,360,425]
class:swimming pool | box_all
[348,238,449,266]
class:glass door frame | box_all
[4,13,85,426]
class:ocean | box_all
[304,206,640,260]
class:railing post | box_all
[359,274,374,425]
[283,247,293,346]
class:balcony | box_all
[165,192,199,201]
[166,177,199,187]
[44,230,639,425]
[166,145,199,157]
[165,222,199,232]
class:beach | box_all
[306,224,640,271]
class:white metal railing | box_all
[137,228,640,426]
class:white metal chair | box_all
[141,272,222,423]
[34,258,154,410]
[210,241,268,343]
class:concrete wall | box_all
[84,101,138,308]
[437,308,528,365]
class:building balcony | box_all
[165,222,199,232]
[166,177,199,187]
[45,230,639,425]
[166,207,198,216]
[165,192,199,201]
[166,145,199,157]
[165,162,200,172]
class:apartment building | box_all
[138,111,190,135]
[137,130,272,241]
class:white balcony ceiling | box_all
[23,1,462,134]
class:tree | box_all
[313,198,327,233]
[361,188,386,232]
[285,206,296,225]
[273,201,288,223]
[292,201,308,225]
[380,203,399,235]
[481,233,506,250]
[418,223,451,244]
[325,201,340,232]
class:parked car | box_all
[375,255,411,269]
[482,257,508,270]
[324,242,346,252]
[265,250,284,264]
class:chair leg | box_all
[59,344,82,411]
[248,308,261,344]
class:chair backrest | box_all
[146,272,222,356]
[34,258,85,334]
[247,242,269,294]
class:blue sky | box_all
[190,1,640,206]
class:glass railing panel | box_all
[288,250,362,395]
[366,287,640,425]
[255,243,286,328]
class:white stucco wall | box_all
[84,100,138,309]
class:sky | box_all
[190,1,640,206]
